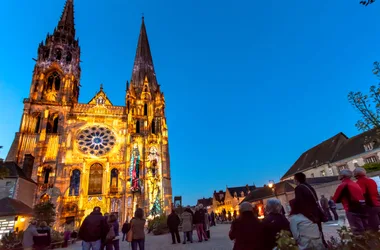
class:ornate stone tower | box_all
[5,1,172,228]
[126,17,172,217]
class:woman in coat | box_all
[106,213,120,250]
[181,207,194,244]
[130,208,146,250]
[262,199,290,250]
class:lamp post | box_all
[268,180,277,198]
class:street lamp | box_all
[268,180,275,189]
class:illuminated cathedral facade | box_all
[5,0,172,227]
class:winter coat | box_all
[130,217,146,240]
[356,176,380,207]
[229,211,264,250]
[289,214,325,250]
[34,226,51,247]
[293,183,321,223]
[181,210,193,232]
[79,211,107,242]
[121,222,130,234]
[333,178,366,212]
[261,213,290,250]
[204,212,210,231]
[167,212,180,231]
[194,210,205,224]
[320,197,329,209]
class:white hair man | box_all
[354,167,380,231]
[332,169,368,234]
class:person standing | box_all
[289,200,325,250]
[262,199,290,250]
[320,195,332,221]
[121,219,130,241]
[210,211,216,226]
[181,207,194,244]
[105,213,119,250]
[229,202,264,250]
[328,197,339,221]
[130,208,146,250]
[354,167,380,231]
[22,220,47,250]
[293,172,327,247]
[33,221,51,250]
[79,207,107,250]
[194,206,208,242]
[204,209,211,239]
[332,170,368,234]
[167,210,181,244]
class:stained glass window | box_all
[77,126,116,156]
[88,163,103,195]
[69,169,80,196]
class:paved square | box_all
[61,223,340,250]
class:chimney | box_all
[22,154,35,178]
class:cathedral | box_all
[5,0,172,227]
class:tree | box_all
[348,62,380,132]
[33,201,56,226]
[360,0,376,6]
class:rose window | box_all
[77,126,116,156]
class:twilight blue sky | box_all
[0,0,379,205]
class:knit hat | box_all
[239,202,253,212]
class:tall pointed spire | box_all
[131,17,158,93]
[56,0,75,39]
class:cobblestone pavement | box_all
[62,223,340,250]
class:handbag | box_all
[126,221,133,242]
[301,184,328,223]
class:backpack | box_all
[106,224,116,241]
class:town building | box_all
[281,129,380,180]
[0,157,37,238]
[4,0,172,228]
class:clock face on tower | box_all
[77,126,116,156]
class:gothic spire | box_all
[56,0,75,39]
[131,17,158,93]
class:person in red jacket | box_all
[332,169,368,234]
[354,167,380,231]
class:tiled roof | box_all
[0,197,33,216]
[281,133,348,180]
[197,197,213,207]
[0,161,36,184]
[227,185,256,197]
[333,128,380,162]
[241,187,274,203]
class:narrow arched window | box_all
[52,117,59,133]
[35,115,41,133]
[69,169,81,196]
[43,168,51,184]
[47,72,61,91]
[152,120,156,134]
[66,52,72,62]
[127,101,130,112]
[136,121,140,133]
[55,48,62,61]
[88,163,103,195]
[43,49,49,59]
[34,81,39,92]
[144,104,148,116]
[110,169,118,193]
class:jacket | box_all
[79,211,107,242]
[328,199,336,209]
[121,222,130,234]
[34,226,51,247]
[181,210,193,232]
[356,176,380,207]
[261,213,290,250]
[204,212,210,231]
[194,210,205,224]
[131,217,145,240]
[293,183,320,223]
[333,178,366,212]
[289,214,325,250]
[167,212,180,231]
[320,197,329,209]
[229,211,264,250]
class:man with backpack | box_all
[333,169,368,234]
[79,207,107,250]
